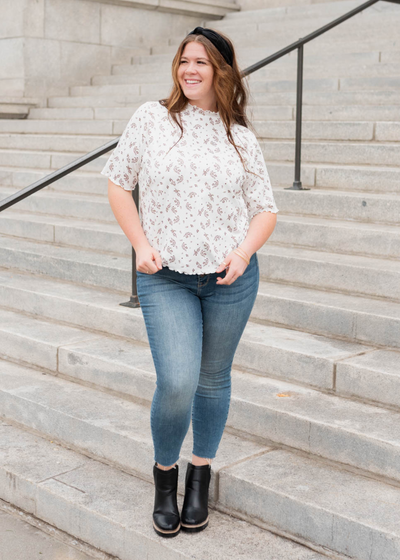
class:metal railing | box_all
[0,0,398,307]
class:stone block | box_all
[336,350,400,408]
[44,0,101,44]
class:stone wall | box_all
[237,0,347,13]
[0,0,231,99]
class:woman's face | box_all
[177,42,217,110]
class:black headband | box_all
[186,27,233,67]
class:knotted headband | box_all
[186,27,234,67]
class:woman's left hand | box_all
[215,251,249,285]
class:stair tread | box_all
[0,419,330,560]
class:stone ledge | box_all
[86,0,240,18]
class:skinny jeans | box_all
[136,252,259,466]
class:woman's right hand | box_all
[135,243,163,274]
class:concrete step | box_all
[223,0,398,21]
[0,358,270,504]
[2,210,400,261]
[151,37,400,56]
[273,160,400,194]
[108,60,400,82]
[13,117,396,143]
[211,12,400,38]
[219,448,400,560]
[260,140,400,168]
[0,211,128,253]
[268,215,400,259]
[0,133,113,153]
[2,152,400,195]
[22,108,386,145]
[28,104,400,123]
[0,283,370,393]
[0,119,116,135]
[0,420,331,560]
[0,168,108,196]
[1,319,400,482]
[0,232,399,300]
[46,90,400,109]
[258,244,400,301]
[274,188,400,225]
[2,185,399,225]
[170,22,400,50]
[1,267,399,352]
[68,78,337,98]
[131,48,382,69]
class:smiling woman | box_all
[178,43,217,113]
[101,26,278,541]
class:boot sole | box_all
[153,520,181,538]
[180,516,209,533]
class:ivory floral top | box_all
[101,100,279,274]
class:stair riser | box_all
[0,192,114,222]
[257,252,400,301]
[275,190,400,225]
[0,135,112,153]
[0,246,128,292]
[261,141,400,169]
[219,463,400,560]
[0,217,131,254]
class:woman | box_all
[101,27,278,538]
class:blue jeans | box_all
[136,252,259,466]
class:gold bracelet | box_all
[235,247,251,263]
[233,249,250,265]
[237,247,251,261]
[234,247,250,262]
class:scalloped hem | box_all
[161,262,224,275]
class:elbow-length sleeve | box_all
[241,129,279,220]
[100,102,148,191]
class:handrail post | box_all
[285,42,309,190]
[120,183,141,308]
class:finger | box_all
[217,267,237,285]
[151,251,162,270]
[215,260,229,273]
[147,260,159,273]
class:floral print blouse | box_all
[100,100,279,274]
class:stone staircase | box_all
[1,0,400,558]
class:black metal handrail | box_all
[0,0,398,307]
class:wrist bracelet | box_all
[233,249,250,265]
[234,247,250,264]
[237,247,251,261]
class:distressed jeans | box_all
[136,252,259,466]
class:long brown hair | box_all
[159,29,258,176]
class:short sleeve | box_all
[241,130,279,220]
[100,102,148,191]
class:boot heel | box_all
[181,463,211,533]
[153,462,181,538]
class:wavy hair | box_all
[159,29,259,177]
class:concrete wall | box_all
[0,0,211,98]
[237,0,347,12]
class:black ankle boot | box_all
[152,462,181,538]
[181,462,211,532]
